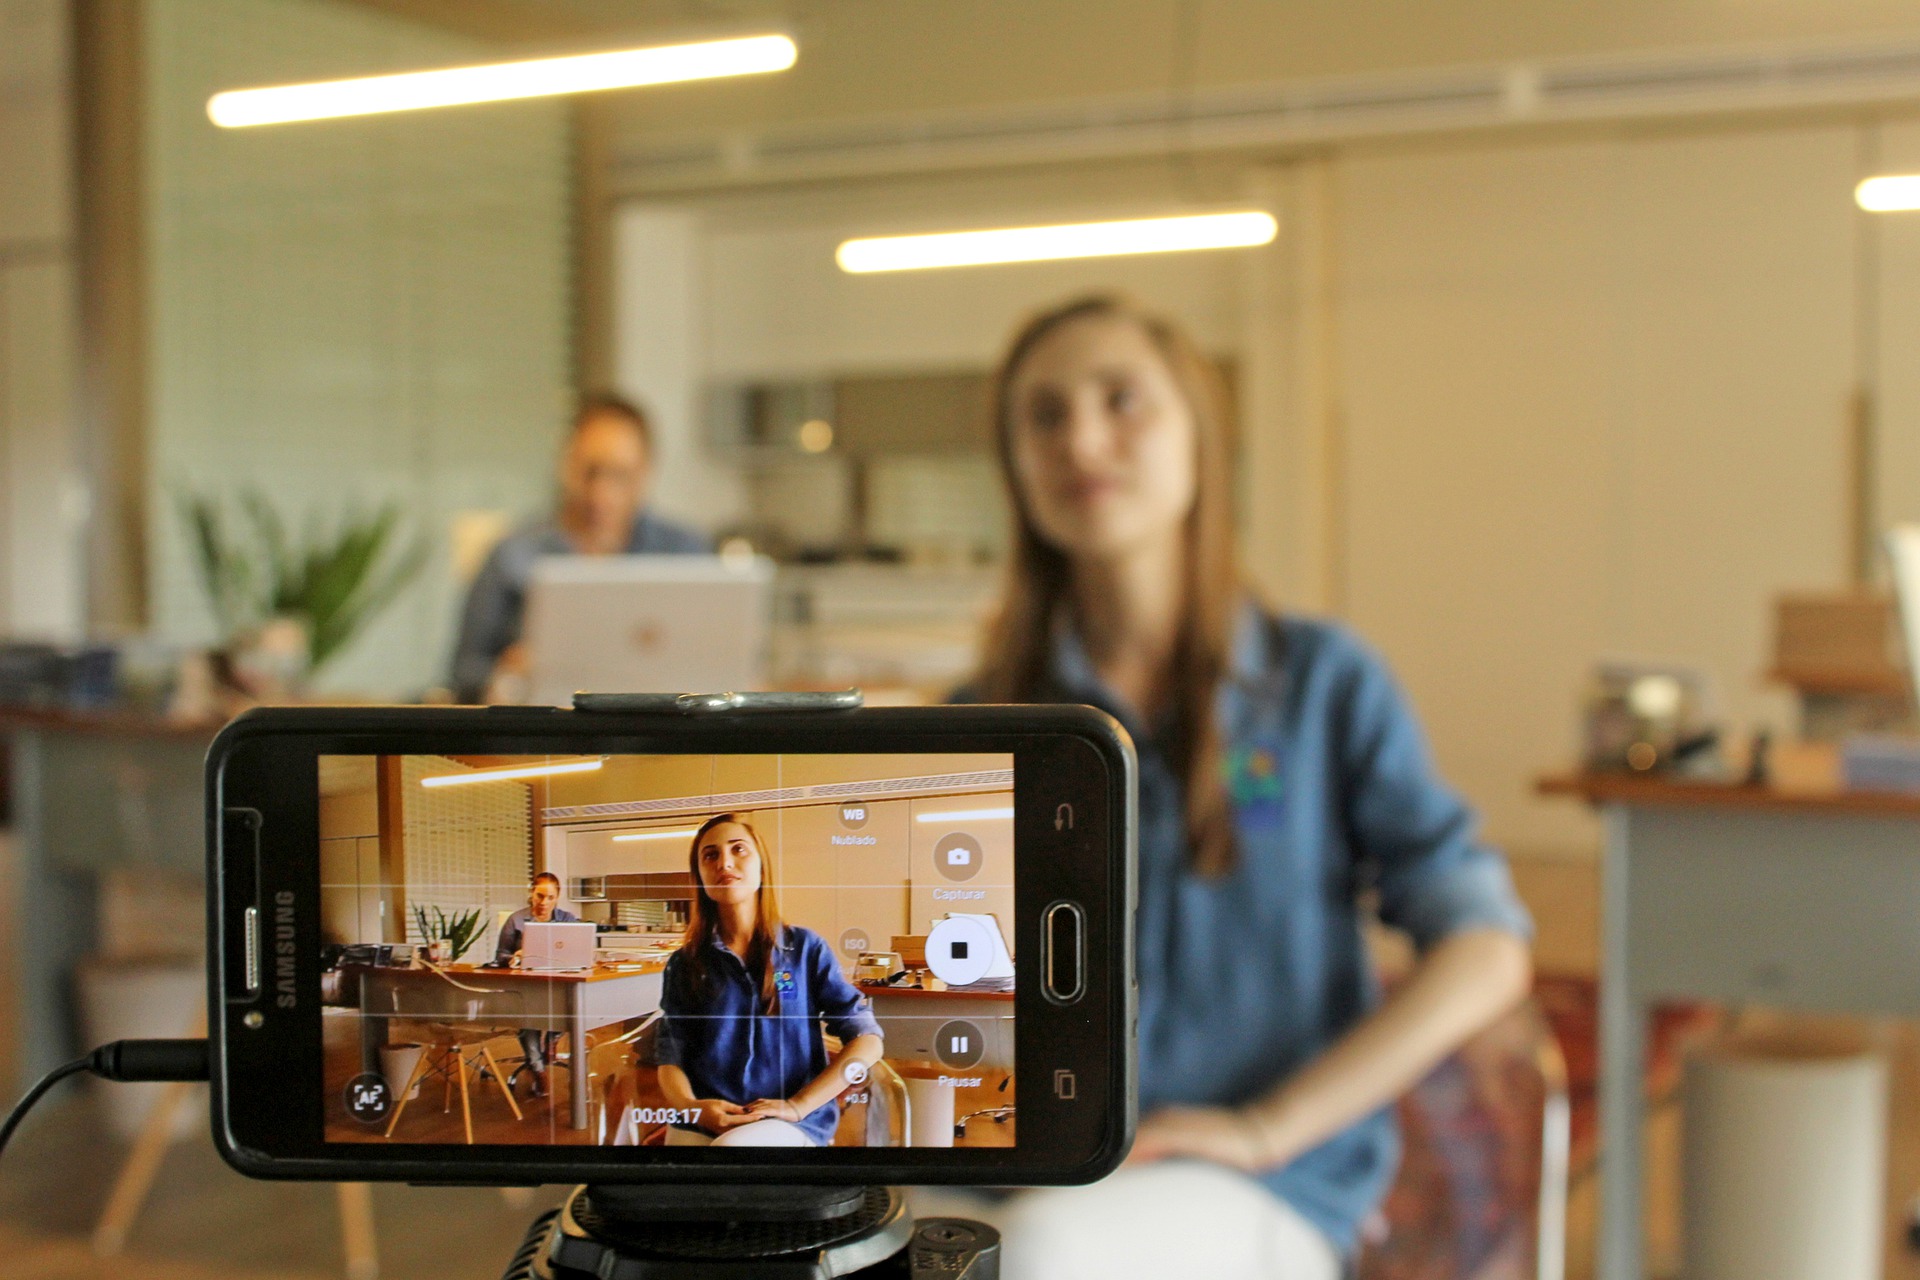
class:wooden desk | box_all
[355,961,664,1131]
[1,709,219,1090]
[1540,772,1920,1280]
[855,982,1015,1068]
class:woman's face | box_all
[1005,313,1199,562]
[695,821,763,908]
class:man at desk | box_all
[496,871,581,1097]
[450,394,709,703]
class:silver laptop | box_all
[523,554,773,706]
[519,920,598,972]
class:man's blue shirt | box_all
[1000,606,1532,1255]
[656,925,883,1147]
[449,511,710,701]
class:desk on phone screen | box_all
[855,984,1016,1065]
[355,961,664,1131]
[1539,771,1920,1280]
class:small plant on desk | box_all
[413,905,485,963]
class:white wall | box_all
[1332,125,1858,857]
[0,0,84,642]
[613,206,747,531]
[142,0,572,695]
[614,119,1899,860]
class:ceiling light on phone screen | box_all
[207,34,797,128]
[419,758,603,787]
[612,828,702,842]
[915,807,1014,823]
[835,211,1277,273]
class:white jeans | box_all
[910,1162,1340,1280]
[663,1119,816,1147]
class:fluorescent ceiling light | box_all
[1858,175,1920,212]
[208,34,796,128]
[613,828,702,842]
[916,807,1015,823]
[420,759,603,788]
[836,211,1277,273]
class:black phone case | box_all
[204,702,1136,1187]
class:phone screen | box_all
[318,751,1017,1152]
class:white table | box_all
[1543,774,1920,1280]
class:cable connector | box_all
[87,1038,210,1084]
[1,1038,212,1166]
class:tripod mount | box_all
[503,1183,999,1279]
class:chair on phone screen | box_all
[380,969,531,1144]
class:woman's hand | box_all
[695,1098,752,1133]
[744,1097,805,1124]
[1126,1105,1276,1173]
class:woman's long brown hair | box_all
[678,812,788,1013]
[975,294,1242,875]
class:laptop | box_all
[522,554,774,706]
[519,920,599,972]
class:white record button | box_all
[925,916,993,987]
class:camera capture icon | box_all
[933,832,983,883]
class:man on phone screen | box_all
[497,871,579,1096]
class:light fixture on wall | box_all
[835,211,1277,273]
[1856,175,1920,212]
[915,806,1015,823]
[207,34,797,128]
[612,827,702,842]
[420,758,603,787]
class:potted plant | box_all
[412,904,486,965]
[179,489,428,696]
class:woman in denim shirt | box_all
[656,813,884,1147]
[930,296,1534,1279]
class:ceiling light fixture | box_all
[836,211,1277,273]
[1857,175,1920,212]
[612,828,702,843]
[419,759,603,787]
[208,34,796,129]
[915,807,1015,823]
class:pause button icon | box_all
[935,1019,985,1070]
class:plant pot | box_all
[380,1043,427,1102]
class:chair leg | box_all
[456,1049,474,1145]
[481,1045,524,1121]
[92,1078,197,1255]
[337,1182,378,1280]
[383,1044,437,1139]
[443,1045,455,1112]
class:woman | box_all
[656,812,884,1147]
[936,295,1534,1279]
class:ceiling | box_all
[334,0,1920,193]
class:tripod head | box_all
[504,1183,999,1279]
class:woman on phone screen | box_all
[655,813,884,1147]
[926,296,1534,1279]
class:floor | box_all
[2,850,1915,1278]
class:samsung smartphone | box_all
[206,703,1135,1185]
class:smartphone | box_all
[206,703,1135,1186]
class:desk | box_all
[356,962,663,1131]
[1540,773,1920,1280]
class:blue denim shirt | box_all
[448,511,711,701]
[1037,607,1532,1254]
[656,925,884,1147]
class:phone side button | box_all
[243,906,260,994]
[1041,900,1085,1005]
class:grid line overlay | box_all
[402,755,531,957]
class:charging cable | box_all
[0,1039,210,1163]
